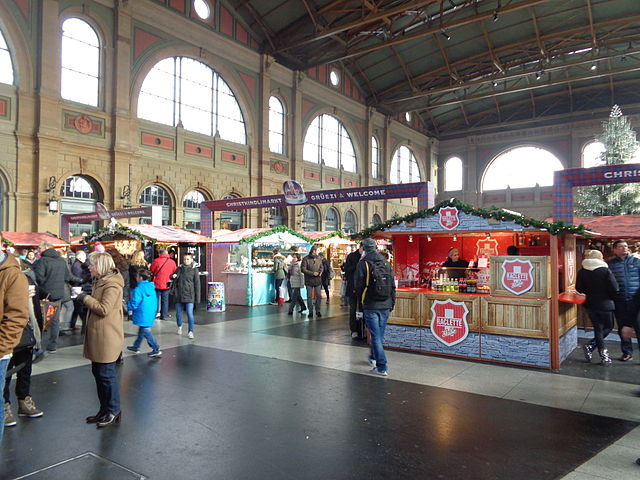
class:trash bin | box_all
[207,282,225,312]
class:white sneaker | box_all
[368,357,376,367]
[177,326,182,335]
[351,332,359,339]
[155,312,161,318]
[188,331,194,339]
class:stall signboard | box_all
[475,238,498,258]
[438,207,459,230]
[430,299,469,346]
[501,259,534,295]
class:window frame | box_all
[0,29,14,86]
[268,95,285,155]
[303,114,357,173]
[371,135,380,179]
[390,145,421,184]
[444,156,463,192]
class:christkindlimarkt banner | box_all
[60,205,155,241]
[201,182,433,212]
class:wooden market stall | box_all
[304,231,356,297]
[211,227,311,306]
[359,199,587,370]
[1,232,69,249]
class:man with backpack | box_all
[354,238,395,376]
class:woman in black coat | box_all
[171,254,200,339]
[576,249,619,365]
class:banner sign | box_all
[62,206,153,223]
[202,182,431,211]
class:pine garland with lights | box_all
[350,198,589,240]
[88,223,154,244]
[239,225,314,244]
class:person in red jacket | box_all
[149,249,177,320]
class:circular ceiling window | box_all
[194,0,211,20]
[329,70,340,86]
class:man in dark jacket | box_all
[343,245,363,339]
[607,240,640,361]
[354,238,395,376]
[576,249,619,365]
[33,242,78,353]
[301,246,323,318]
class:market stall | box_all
[211,227,311,305]
[304,231,356,298]
[357,199,586,370]
[1,232,70,250]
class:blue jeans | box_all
[91,361,120,415]
[132,326,160,352]
[0,357,9,442]
[364,309,390,373]
[175,302,194,332]
[156,289,170,319]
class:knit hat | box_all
[361,238,377,253]
[584,249,603,260]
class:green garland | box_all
[311,230,350,243]
[88,223,155,244]
[350,197,589,240]
[239,225,314,244]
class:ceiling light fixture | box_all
[590,63,597,71]
[441,30,451,41]
[493,10,499,22]
[535,71,543,80]
[448,0,457,8]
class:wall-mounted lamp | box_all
[427,235,432,242]
[121,185,132,208]
[409,235,413,243]
[45,176,58,215]
[485,232,491,240]
[440,29,451,41]
[453,234,457,242]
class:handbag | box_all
[39,299,59,331]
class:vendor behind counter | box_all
[441,247,469,278]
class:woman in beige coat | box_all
[76,252,124,428]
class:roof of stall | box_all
[556,216,640,239]
[1,232,69,248]
[213,226,312,245]
[121,224,216,243]
[354,198,588,239]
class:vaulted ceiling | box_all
[223,0,640,139]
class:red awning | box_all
[121,224,217,243]
[1,232,69,248]
[547,216,640,239]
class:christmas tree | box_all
[574,105,640,216]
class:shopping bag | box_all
[40,299,59,331]
[279,281,289,302]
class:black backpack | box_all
[364,259,394,301]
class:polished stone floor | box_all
[2,303,640,479]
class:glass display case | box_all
[223,244,250,273]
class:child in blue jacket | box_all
[127,269,162,357]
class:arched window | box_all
[325,207,339,231]
[269,96,285,155]
[371,136,380,179]
[183,190,207,231]
[482,146,563,191]
[267,206,288,227]
[583,141,605,168]
[371,213,382,226]
[139,185,172,225]
[220,194,243,231]
[61,18,100,107]
[0,30,14,85]
[344,210,357,234]
[390,145,420,184]
[445,156,463,191]
[303,114,357,173]
[138,57,246,143]
[60,175,101,235]
[303,206,319,231]
[193,0,211,19]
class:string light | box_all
[409,235,413,243]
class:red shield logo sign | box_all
[501,259,534,295]
[438,207,459,230]
[430,299,469,347]
[566,250,576,286]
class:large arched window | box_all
[139,185,172,225]
[344,210,357,234]
[582,141,605,168]
[445,156,463,191]
[60,175,101,236]
[138,57,246,143]
[220,194,243,231]
[269,96,285,154]
[325,207,339,231]
[390,145,420,184]
[0,30,13,85]
[371,213,382,226]
[303,114,357,172]
[482,146,563,191]
[371,136,380,179]
[303,206,319,231]
[61,18,100,107]
[183,190,207,231]
[267,206,288,227]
